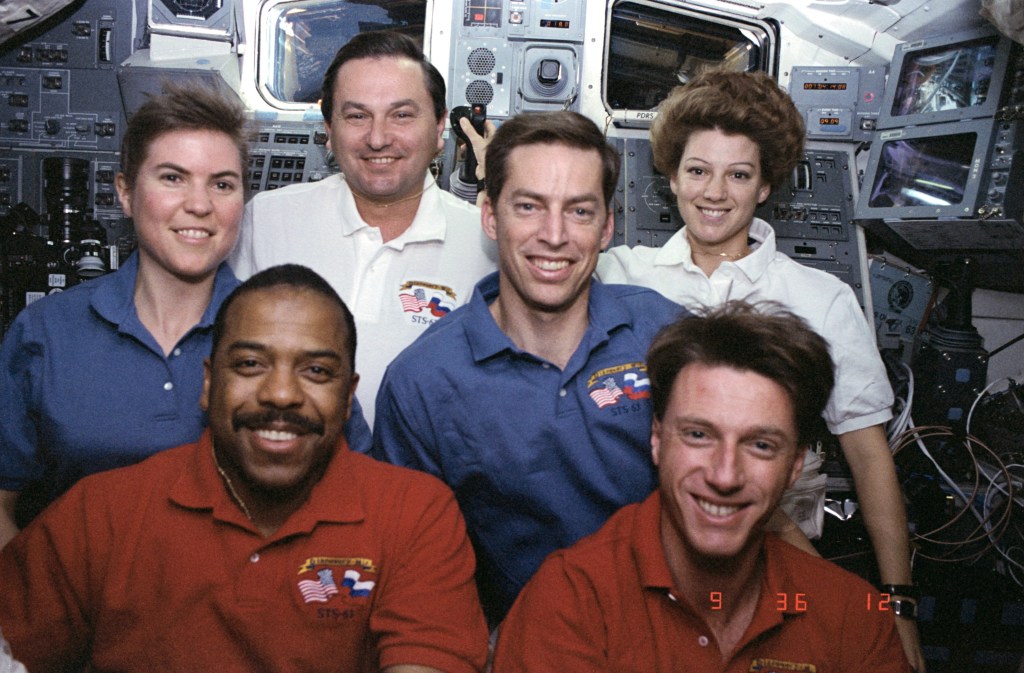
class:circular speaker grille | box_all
[468,48,495,75]
[465,80,494,105]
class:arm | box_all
[0,490,18,550]
[458,117,495,208]
[839,424,924,673]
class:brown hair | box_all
[650,69,804,191]
[485,111,620,205]
[646,301,833,446]
[119,79,248,191]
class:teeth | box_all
[255,429,298,442]
[176,229,211,239]
[367,157,395,164]
[697,498,740,517]
[701,209,726,217]
[534,259,569,271]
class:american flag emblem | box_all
[589,377,624,408]
[298,568,340,603]
[342,569,376,598]
[399,288,429,313]
[623,372,651,400]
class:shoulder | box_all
[600,282,688,323]
[347,451,459,507]
[437,188,482,221]
[248,177,342,213]
[768,536,878,602]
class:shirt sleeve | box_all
[820,287,895,435]
[373,477,489,673]
[0,311,44,490]
[343,396,373,454]
[492,553,608,673]
[837,589,914,673]
[370,366,445,477]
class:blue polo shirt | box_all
[371,271,686,623]
[0,253,370,523]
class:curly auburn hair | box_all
[650,69,805,191]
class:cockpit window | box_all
[605,0,774,112]
[258,0,426,109]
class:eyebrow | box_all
[672,415,792,441]
[340,99,422,112]
[226,341,343,362]
[154,161,241,180]
[508,188,600,206]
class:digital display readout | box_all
[803,82,848,90]
[819,117,841,125]
[539,19,571,28]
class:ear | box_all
[323,120,333,154]
[200,358,212,412]
[650,417,663,467]
[435,110,447,154]
[600,208,614,250]
[757,181,771,206]
[481,195,499,242]
[115,173,132,217]
[669,172,679,196]
[345,373,360,421]
[786,445,807,489]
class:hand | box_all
[459,116,496,182]
[894,614,926,672]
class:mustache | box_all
[232,409,325,436]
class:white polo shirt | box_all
[231,173,498,424]
[596,218,893,435]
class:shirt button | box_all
[542,363,550,369]
[698,635,709,647]
[163,381,173,391]
[172,348,181,357]
[250,553,260,563]
[559,388,567,397]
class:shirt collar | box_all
[653,218,776,283]
[636,492,804,617]
[169,430,366,537]
[463,272,634,363]
[338,172,447,247]
[90,253,239,331]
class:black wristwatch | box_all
[888,598,918,620]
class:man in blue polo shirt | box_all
[371,111,685,625]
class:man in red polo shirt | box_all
[0,264,488,673]
[494,301,913,673]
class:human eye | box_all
[303,363,336,383]
[513,201,537,214]
[160,171,183,184]
[680,428,712,446]
[230,357,265,375]
[213,179,238,192]
[731,170,752,181]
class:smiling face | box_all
[201,286,357,512]
[482,142,612,319]
[652,363,804,569]
[670,128,771,257]
[115,129,243,283]
[324,55,445,203]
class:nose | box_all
[705,441,744,494]
[537,210,568,247]
[703,173,727,201]
[366,116,391,151]
[257,366,304,409]
[184,182,214,216]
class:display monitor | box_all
[877,26,1014,129]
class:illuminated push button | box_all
[163,381,173,391]
[250,553,260,563]
[698,635,709,647]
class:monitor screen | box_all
[889,35,998,120]
[867,132,976,209]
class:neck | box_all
[686,229,750,276]
[211,444,321,538]
[350,180,433,243]
[133,259,217,356]
[489,286,591,371]
[660,511,765,659]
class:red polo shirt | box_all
[0,431,488,673]
[494,491,912,673]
